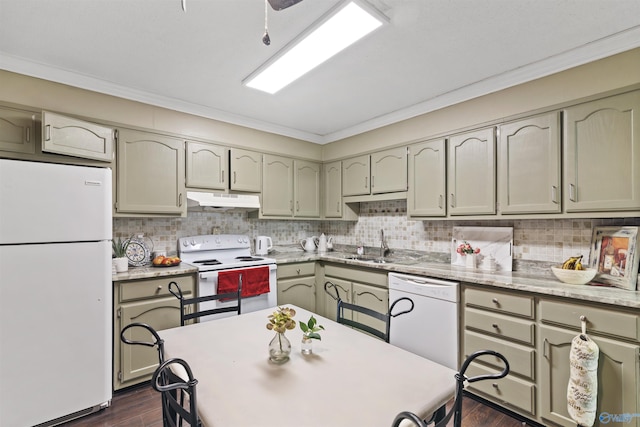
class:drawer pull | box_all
[157,285,163,290]
[296,269,301,275]
[492,323,499,329]
[492,383,499,389]
[492,298,499,304]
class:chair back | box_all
[391,350,510,427]
[169,279,241,325]
[120,322,165,364]
[325,281,414,343]
[152,358,200,427]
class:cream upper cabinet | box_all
[323,161,343,218]
[564,90,640,212]
[116,128,185,215]
[294,159,320,218]
[42,111,113,162]
[371,147,408,194]
[342,154,370,196]
[185,141,227,190]
[261,154,293,216]
[230,148,261,192]
[498,112,561,214]
[407,139,446,217]
[0,106,36,154]
[447,127,496,215]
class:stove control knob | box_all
[237,237,243,243]
[190,240,196,246]
[215,237,221,244]
[182,240,189,247]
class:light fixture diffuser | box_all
[244,1,386,94]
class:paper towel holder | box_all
[580,315,588,340]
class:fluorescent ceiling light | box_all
[244,1,386,94]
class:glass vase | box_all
[301,336,313,355]
[268,332,291,364]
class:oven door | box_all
[198,264,277,322]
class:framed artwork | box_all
[588,226,639,290]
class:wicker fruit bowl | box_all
[551,267,597,285]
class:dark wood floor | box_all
[64,384,530,427]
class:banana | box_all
[574,255,584,270]
[561,255,583,270]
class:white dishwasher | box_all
[388,272,459,370]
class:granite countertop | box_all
[268,248,640,309]
[112,262,198,281]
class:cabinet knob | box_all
[296,269,301,275]
[492,383,499,389]
[492,298,499,305]
[492,323,499,329]
[157,285,163,290]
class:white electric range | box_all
[178,234,278,321]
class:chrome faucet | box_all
[380,229,390,258]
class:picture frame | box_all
[588,226,639,291]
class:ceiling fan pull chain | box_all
[262,0,271,46]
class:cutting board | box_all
[451,226,513,271]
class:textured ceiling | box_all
[1,0,639,143]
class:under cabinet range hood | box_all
[186,191,260,210]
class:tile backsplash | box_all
[114,200,640,268]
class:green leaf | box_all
[299,321,309,333]
[308,332,322,340]
[308,316,316,329]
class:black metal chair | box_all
[324,281,414,343]
[152,358,201,427]
[169,279,242,325]
[391,350,510,427]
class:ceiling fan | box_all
[268,0,305,11]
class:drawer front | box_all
[277,262,315,279]
[119,275,195,302]
[465,308,535,345]
[324,263,387,287]
[465,287,534,318]
[540,299,639,342]
[466,362,536,416]
[463,330,535,380]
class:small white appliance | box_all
[0,159,112,426]
[388,272,459,370]
[178,234,277,321]
[255,235,273,255]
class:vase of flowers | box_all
[457,241,480,269]
[266,306,296,364]
[299,315,324,355]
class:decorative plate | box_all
[125,237,150,267]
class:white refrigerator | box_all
[0,159,112,427]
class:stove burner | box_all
[235,256,264,261]
[194,259,222,266]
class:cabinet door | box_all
[352,282,389,337]
[499,112,561,214]
[407,139,446,216]
[185,141,227,190]
[342,155,370,196]
[42,111,113,162]
[448,127,496,215]
[323,161,343,218]
[117,296,184,384]
[277,276,316,312]
[323,277,351,322]
[294,160,320,218]
[262,154,293,216]
[0,107,36,154]
[116,128,186,215]
[539,325,639,427]
[371,147,408,194]
[564,90,640,212]
[230,148,261,192]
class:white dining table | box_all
[159,305,456,427]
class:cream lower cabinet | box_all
[113,274,195,390]
[448,127,496,215]
[276,262,316,312]
[463,284,640,427]
[538,299,639,427]
[42,111,114,162]
[407,138,446,217]
[322,263,388,338]
[498,112,561,214]
[116,128,185,215]
[564,90,640,213]
[185,141,227,190]
[230,148,261,192]
[0,106,36,154]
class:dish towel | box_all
[218,266,270,299]
[567,333,599,427]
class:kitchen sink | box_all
[343,255,389,263]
